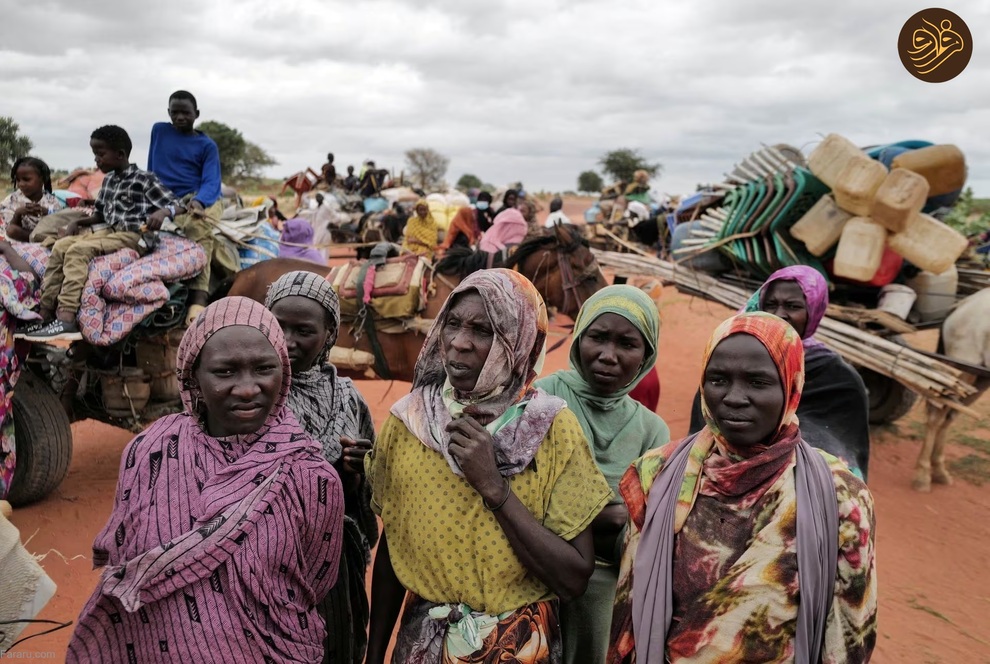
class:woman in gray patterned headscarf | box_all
[266,270,377,664]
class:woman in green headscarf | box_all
[535,284,670,664]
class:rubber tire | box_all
[6,371,73,506]
[859,367,919,425]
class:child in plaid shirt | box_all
[23,125,185,341]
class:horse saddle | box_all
[330,245,426,320]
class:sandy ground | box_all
[6,199,990,661]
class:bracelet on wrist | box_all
[483,478,511,512]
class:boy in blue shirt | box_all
[147,90,222,323]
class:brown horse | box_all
[220,224,606,381]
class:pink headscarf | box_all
[68,297,344,663]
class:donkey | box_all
[913,288,990,491]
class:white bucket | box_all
[877,284,917,320]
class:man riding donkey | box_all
[147,90,225,324]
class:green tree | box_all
[942,187,990,236]
[598,148,661,184]
[198,120,246,180]
[577,170,604,194]
[234,141,278,180]
[405,147,450,191]
[0,117,34,175]
[198,120,276,181]
[456,173,484,191]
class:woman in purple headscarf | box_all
[688,266,871,479]
[67,297,345,663]
[280,217,327,264]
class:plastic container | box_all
[891,144,966,196]
[871,168,930,232]
[887,213,968,275]
[789,194,852,256]
[808,134,863,188]
[833,157,887,216]
[877,284,917,319]
[907,265,958,323]
[833,217,888,282]
[827,246,903,287]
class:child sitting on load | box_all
[0,157,64,241]
[21,125,184,342]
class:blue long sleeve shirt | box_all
[147,122,222,207]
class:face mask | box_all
[476,201,489,210]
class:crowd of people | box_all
[59,267,872,662]
[1,91,879,663]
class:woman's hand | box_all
[339,436,372,475]
[446,415,505,503]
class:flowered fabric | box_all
[0,190,64,235]
[0,235,205,344]
[76,234,207,345]
[67,297,345,663]
[609,313,877,664]
[739,265,871,477]
[394,594,561,664]
[0,260,39,499]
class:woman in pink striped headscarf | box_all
[67,297,344,663]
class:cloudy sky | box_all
[3,0,988,196]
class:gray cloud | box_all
[2,0,988,196]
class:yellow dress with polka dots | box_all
[366,408,612,615]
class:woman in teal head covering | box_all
[535,284,670,664]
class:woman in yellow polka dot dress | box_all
[365,269,612,664]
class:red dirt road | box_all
[8,289,990,662]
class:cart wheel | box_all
[6,372,73,506]
[860,367,919,425]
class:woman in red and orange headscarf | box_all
[365,269,611,663]
[609,312,877,664]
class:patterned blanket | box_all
[1,235,206,346]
